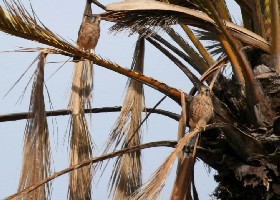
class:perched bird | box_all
[77,15,101,51]
[189,86,214,130]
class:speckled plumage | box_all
[189,86,214,129]
[77,16,101,50]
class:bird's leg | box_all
[202,125,207,132]
[196,125,207,132]
[195,126,206,132]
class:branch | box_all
[5,140,178,200]
[0,106,180,122]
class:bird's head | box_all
[86,15,101,24]
[200,86,211,96]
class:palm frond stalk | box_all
[180,25,215,66]
[18,52,52,200]
[270,0,280,73]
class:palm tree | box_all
[0,0,280,199]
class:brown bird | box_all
[77,15,101,51]
[189,86,214,130]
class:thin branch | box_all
[5,140,179,200]
[0,107,180,122]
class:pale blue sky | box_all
[0,1,241,199]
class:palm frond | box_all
[0,106,180,123]
[0,0,77,55]
[177,92,187,163]
[194,29,224,57]
[7,140,181,200]
[147,37,203,90]
[167,28,209,74]
[67,2,96,196]
[68,61,93,199]
[181,25,215,66]
[206,0,276,126]
[263,0,272,41]
[68,114,93,200]
[18,52,52,199]
[0,0,184,103]
[107,37,145,198]
[83,59,94,108]
[102,0,270,52]
[150,31,203,72]
[270,0,280,73]
[128,129,200,200]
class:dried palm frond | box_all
[68,59,94,200]
[128,128,200,200]
[0,1,183,103]
[7,140,181,200]
[68,113,93,200]
[270,0,280,73]
[109,10,178,36]
[181,24,215,66]
[170,134,199,200]
[102,0,269,52]
[263,0,271,41]
[167,27,209,74]
[107,37,145,199]
[67,1,97,197]
[18,52,52,199]
[194,29,224,57]
[0,0,78,55]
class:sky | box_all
[0,0,241,199]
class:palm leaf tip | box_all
[18,52,52,200]
[68,56,94,199]
[106,38,145,199]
